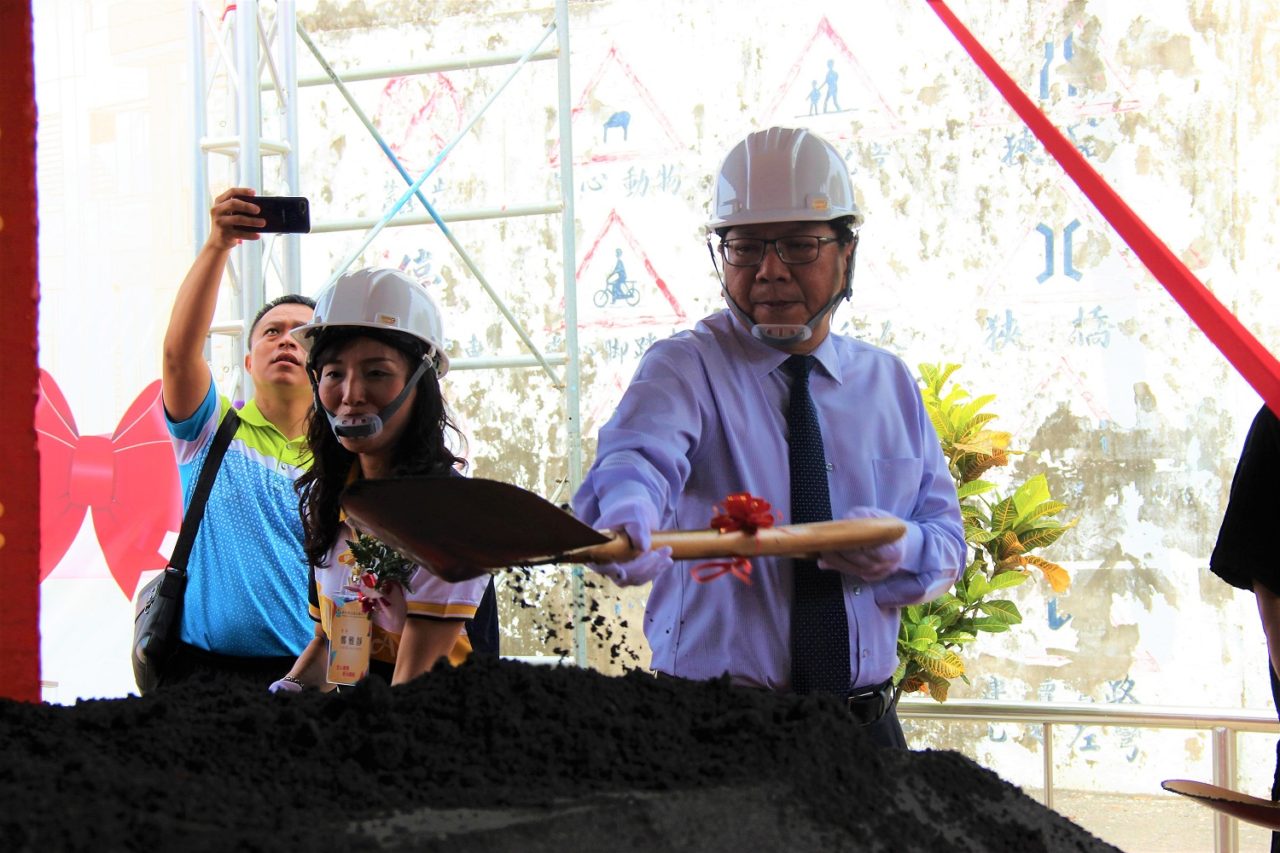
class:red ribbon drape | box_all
[926,0,1280,418]
[35,370,183,599]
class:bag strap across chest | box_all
[169,407,240,574]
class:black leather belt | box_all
[846,678,895,726]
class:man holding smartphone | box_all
[158,187,315,688]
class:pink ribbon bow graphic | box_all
[35,370,182,598]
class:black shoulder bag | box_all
[132,407,240,694]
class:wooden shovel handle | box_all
[564,517,906,564]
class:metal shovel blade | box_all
[341,476,611,582]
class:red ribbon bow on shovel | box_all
[690,493,777,585]
[35,370,183,599]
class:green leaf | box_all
[939,386,969,410]
[939,631,977,645]
[964,527,1000,544]
[918,647,965,679]
[955,394,998,430]
[1015,500,1068,528]
[988,569,1030,591]
[1012,474,1051,518]
[955,558,979,598]
[964,573,991,602]
[1019,524,1071,551]
[929,592,961,608]
[957,479,998,500]
[919,362,960,395]
[909,621,938,644]
[989,496,1018,531]
[928,410,951,444]
[963,412,1000,433]
[977,599,1023,625]
[345,533,416,591]
[968,617,1012,633]
[925,597,964,622]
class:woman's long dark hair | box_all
[295,327,465,568]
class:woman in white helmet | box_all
[269,268,497,691]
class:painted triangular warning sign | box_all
[572,209,686,329]
[983,177,1151,301]
[764,17,903,132]
[373,74,464,175]
[549,45,686,166]
[970,25,1142,128]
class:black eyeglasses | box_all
[718,236,840,267]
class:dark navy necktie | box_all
[784,354,851,695]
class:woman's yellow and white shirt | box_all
[306,520,489,666]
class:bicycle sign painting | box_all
[595,279,640,307]
[595,248,640,307]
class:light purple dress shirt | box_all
[573,309,965,693]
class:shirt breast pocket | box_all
[872,457,924,517]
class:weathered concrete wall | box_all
[34,0,1279,802]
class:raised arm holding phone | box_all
[154,187,317,689]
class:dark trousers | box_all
[1271,661,1279,853]
[158,642,296,691]
[862,706,908,749]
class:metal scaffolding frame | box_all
[191,0,303,401]
[190,0,589,662]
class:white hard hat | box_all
[292,268,450,376]
[707,127,863,231]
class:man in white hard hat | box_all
[158,188,316,688]
[573,127,965,748]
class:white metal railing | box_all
[898,698,1278,853]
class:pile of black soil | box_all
[2,656,1117,852]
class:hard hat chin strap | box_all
[312,356,431,440]
[706,239,855,351]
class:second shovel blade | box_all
[341,476,611,581]
[1161,780,1280,830]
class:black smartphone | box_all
[234,195,311,233]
